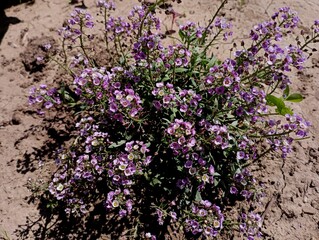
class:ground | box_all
[0,0,318,239]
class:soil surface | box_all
[0,0,318,239]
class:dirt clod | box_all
[302,205,317,215]
[11,112,22,125]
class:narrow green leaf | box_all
[175,68,188,73]
[178,30,185,41]
[207,57,218,68]
[108,140,126,148]
[177,166,183,171]
[283,86,290,98]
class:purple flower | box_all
[175,58,183,66]
[236,151,245,160]
[153,100,161,110]
[44,101,53,109]
[85,21,94,28]
[230,186,238,194]
[215,86,225,95]
[208,165,215,175]
[119,209,127,217]
[184,160,193,168]
[214,135,223,145]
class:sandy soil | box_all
[0,0,318,239]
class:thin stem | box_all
[201,0,228,45]
[300,33,319,50]
[137,0,164,38]
[248,130,292,138]
[116,35,128,67]
[267,79,280,95]
[172,61,176,84]
[242,147,272,167]
[79,19,94,67]
[62,39,68,64]
[203,28,223,53]
[104,7,109,51]
[147,51,154,87]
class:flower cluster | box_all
[58,9,94,43]
[238,211,263,240]
[184,200,224,237]
[108,85,143,122]
[230,168,260,201]
[48,116,110,215]
[73,67,144,123]
[28,84,61,114]
[104,140,151,217]
[166,119,196,156]
[97,0,115,10]
[128,5,161,34]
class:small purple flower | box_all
[215,86,225,95]
[230,186,238,194]
[85,21,94,28]
[119,209,127,217]
[236,151,245,160]
[214,135,223,145]
[44,101,53,109]
[175,58,183,66]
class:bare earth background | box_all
[0,0,318,239]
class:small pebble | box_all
[310,199,319,210]
[302,205,316,215]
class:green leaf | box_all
[266,94,285,109]
[175,67,188,73]
[108,140,126,148]
[178,30,185,41]
[214,178,220,187]
[278,106,293,115]
[283,86,290,98]
[195,190,202,202]
[162,75,170,82]
[285,93,303,102]
[191,78,197,87]
[207,57,219,68]
[150,178,162,186]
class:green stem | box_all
[248,130,292,138]
[48,56,75,77]
[137,0,164,38]
[116,35,128,67]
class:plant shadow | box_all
[15,199,132,240]
[12,114,140,239]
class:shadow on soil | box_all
[15,201,131,240]
[12,114,137,240]
[0,0,34,45]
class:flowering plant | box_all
[29,0,318,239]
